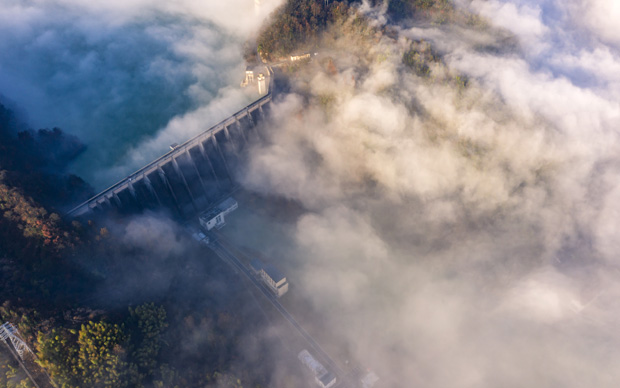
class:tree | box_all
[37,321,138,388]
[127,303,168,378]
[76,321,129,387]
[256,0,352,60]
[36,328,80,387]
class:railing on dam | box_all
[68,88,272,219]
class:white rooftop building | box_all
[241,66,269,94]
[199,197,238,231]
[250,259,289,297]
[241,67,255,87]
[290,53,311,61]
[298,350,337,388]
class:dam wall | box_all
[68,93,271,219]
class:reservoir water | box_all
[0,4,266,191]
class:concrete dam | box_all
[68,91,272,219]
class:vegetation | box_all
[126,303,168,378]
[257,0,455,61]
[402,39,441,77]
[35,306,173,388]
[365,0,453,21]
[0,102,92,308]
[257,0,354,60]
[37,321,132,388]
[0,108,92,317]
[0,354,33,388]
[0,172,73,250]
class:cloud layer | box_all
[238,1,620,386]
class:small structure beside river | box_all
[199,197,238,231]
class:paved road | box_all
[208,237,350,385]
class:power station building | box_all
[199,197,238,231]
[241,67,255,87]
[298,349,337,388]
[241,66,269,95]
[250,259,289,297]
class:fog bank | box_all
[238,1,620,386]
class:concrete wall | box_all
[68,93,271,219]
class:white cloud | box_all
[571,0,620,47]
[237,2,620,386]
[468,0,549,53]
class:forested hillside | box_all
[370,0,452,20]
[257,0,454,60]
[0,102,284,387]
[257,0,352,60]
[0,102,91,308]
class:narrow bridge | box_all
[68,88,272,219]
